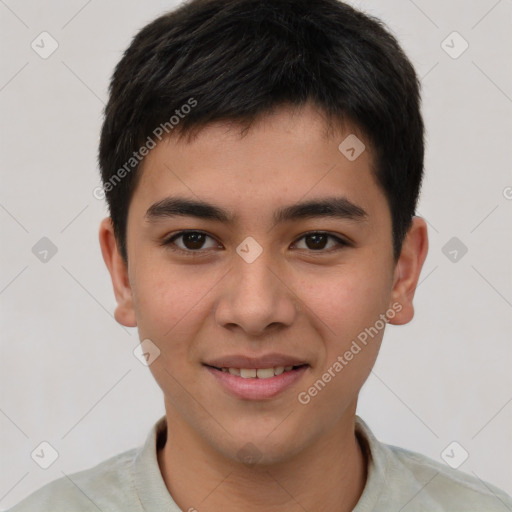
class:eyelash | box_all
[160,230,350,256]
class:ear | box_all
[98,217,137,328]
[388,216,429,325]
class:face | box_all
[100,103,427,465]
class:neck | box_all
[157,403,368,512]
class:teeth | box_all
[221,366,299,378]
[256,368,275,379]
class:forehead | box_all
[130,103,388,227]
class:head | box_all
[99,0,428,465]
[99,0,424,263]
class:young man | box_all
[9,0,512,510]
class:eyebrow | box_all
[145,196,368,225]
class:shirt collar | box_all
[132,416,181,511]
[131,414,442,511]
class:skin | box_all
[99,102,428,512]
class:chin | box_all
[214,428,309,468]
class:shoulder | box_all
[355,416,512,511]
[6,447,141,512]
[385,442,512,511]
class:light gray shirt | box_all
[8,415,512,511]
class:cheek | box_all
[298,271,389,413]
[133,268,213,395]
[299,263,391,339]
[131,261,208,344]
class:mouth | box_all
[203,360,310,400]
[205,364,308,379]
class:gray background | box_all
[1,0,511,508]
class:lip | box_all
[204,364,309,400]
[203,353,308,369]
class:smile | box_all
[211,365,305,379]
[204,364,309,400]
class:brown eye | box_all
[180,232,207,250]
[294,232,348,252]
[305,233,328,250]
[163,231,220,253]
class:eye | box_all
[161,230,349,255]
[162,231,221,254]
[292,232,349,252]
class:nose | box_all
[214,247,298,337]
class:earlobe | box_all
[388,216,429,326]
[98,217,137,328]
